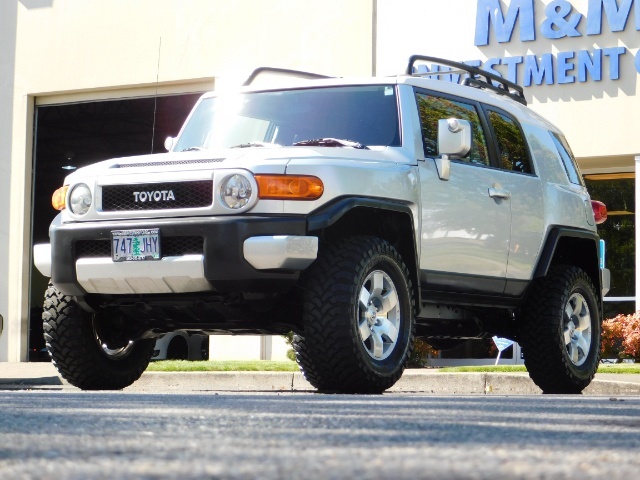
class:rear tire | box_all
[43,283,154,390]
[297,236,415,393]
[519,266,601,394]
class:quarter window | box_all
[487,110,532,174]
[551,132,584,185]
[416,93,489,166]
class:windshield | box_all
[173,85,401,151]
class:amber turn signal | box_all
[52,186,69,211]
[255,175,323,200]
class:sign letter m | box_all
[475,0,536,46]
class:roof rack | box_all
[242,67,333,86]
[405,55,527,106]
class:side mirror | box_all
[164,136,176,152]
[435,119,472,181]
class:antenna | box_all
[151,37,162,154]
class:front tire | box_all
[519,266,601,394]
[297,237,415,393]
[43,283,154,390]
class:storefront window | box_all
[584,175,635,317]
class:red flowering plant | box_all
[407,338,439,367]
[601,313,640,362]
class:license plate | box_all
[111,229,161,262]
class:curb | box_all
[0,371,640,396]
[2,367,640,395]
[130,371,640,395]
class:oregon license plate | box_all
[111,229,161,262]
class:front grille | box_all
[76,236,204,258]
[101,181,213,211]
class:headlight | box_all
[68,183,92,215]
[220,174,252,209]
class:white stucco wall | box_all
[209,335,291,362]
[0,0,374,361]
[16,0,374,95]
[0,1,19,361]
[1,0,637,361]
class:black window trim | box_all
[481,105,538,177]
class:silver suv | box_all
[34,56,610,394]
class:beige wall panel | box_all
[1,0,374,361]
[16,0,373,96]
[209,336,262,361]
[0,1,18,360]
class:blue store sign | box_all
[436,0,640,86]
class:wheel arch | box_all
[307,197,421,305]
[533,227,602,303]
[166,334,189,360]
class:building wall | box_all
[0,0,374,361]
[0,0,637,361]
[376,0,640,170]
[0,1,19,361]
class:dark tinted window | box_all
[487,110,532,174]
[551,132,583,185]
[415,93,489,166]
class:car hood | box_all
[62,146,409,184]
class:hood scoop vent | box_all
[112,158,226,169]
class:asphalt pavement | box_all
[1,361,640,394]
[3,390,640,479]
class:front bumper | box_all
[35,215,317,296]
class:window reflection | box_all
[174,86,401,151]
[487,110,532,174]
[416,93,489,166]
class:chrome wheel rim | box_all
[563,292,592,367]
[357,270,401,361]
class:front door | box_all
[415,91,511,294]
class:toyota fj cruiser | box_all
[34,56,610,394]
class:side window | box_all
[551,132,584,185]
[415,93,489,166]
[487,110,533,174]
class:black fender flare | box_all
[306,196,421,303]
[532,226,603,305]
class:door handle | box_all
[488,187,511,200]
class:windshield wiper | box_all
[292,138,369,149]
[181,146,206,152]
[231,142,281,148]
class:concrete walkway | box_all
[1,362,639,395]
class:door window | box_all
[415,93,489,166]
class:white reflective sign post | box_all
[492,336,515,366]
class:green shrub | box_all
[283,331,296,362]
[407,338,438,368]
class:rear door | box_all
[483,107,544,296]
